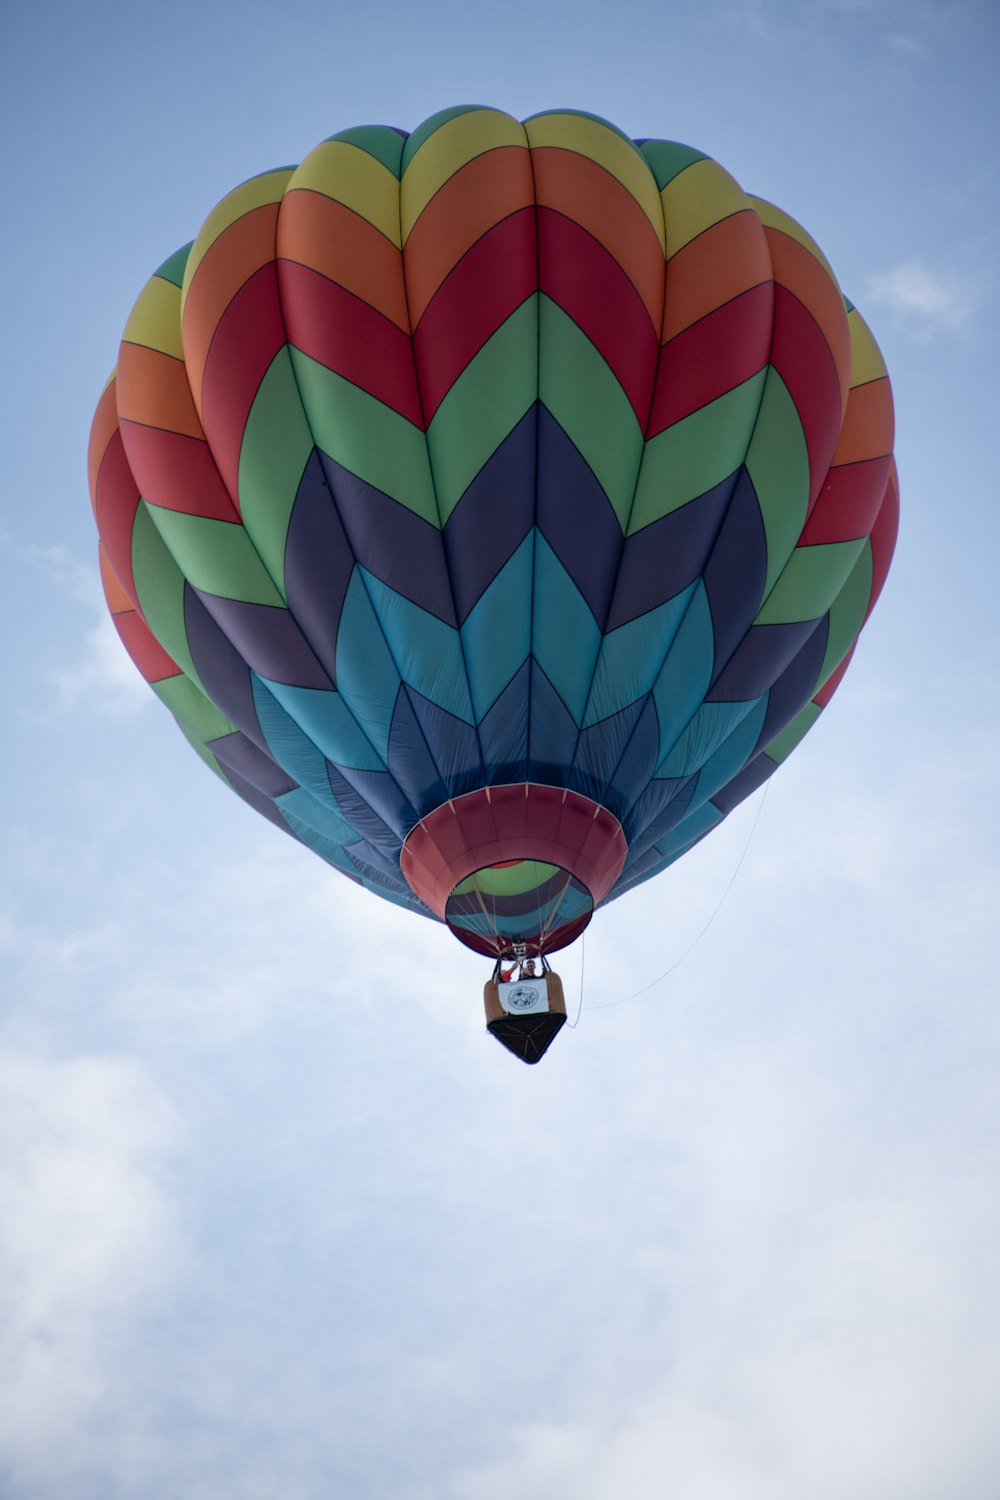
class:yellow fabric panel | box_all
[660,158,752,259]
[122,274,184,359]
[525,112,665,256]
[847,306,889,387]
[181,168,294,312]
[289,141,402,247]
[401,109,526,245]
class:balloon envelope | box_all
[89,107,898,958]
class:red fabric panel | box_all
[648,283,773,437]
[769,285,844,520]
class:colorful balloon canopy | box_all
[89,106,898,959]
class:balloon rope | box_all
[582,782,769,1015]
[565,929,586,1029]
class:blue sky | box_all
[2,0,999,1495]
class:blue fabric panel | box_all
[689,696,769,807]
[651,580,715,759]
[250,676,349,810]
[325,763,414,848]
[385,685,449,818]
[406,688,484,801]
[657,697,762,780]
[526,658,582,787]
[572,696,647,810]
[476,658,530,784]
[275,784,363,855]
[335,569,403,760]
[460,532,534,723]
[443,406,537,625]
[282,448,355,682]
[535,403,624,624]
[531,534,602,727]
[616,775,691,855]
[320,451,457,626]
[344,840,419,897]
[256,677,387,772]
[618,774,699,864]
[584,583,697,728]
[703,467,768,673]
[607,472,737,631]
[359,568,475,725]
[603,695,662,827]
[653,800,724,862]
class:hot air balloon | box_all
[89,106,898,1061]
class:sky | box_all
[1,0,999,1495]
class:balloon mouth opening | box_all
[400,784,627,956]
[445,861,594,959]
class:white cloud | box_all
[0,1049,183,1483]
[864,259,982,336]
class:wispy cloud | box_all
[865,259,984,337]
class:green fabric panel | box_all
[155,243,192,288]
[145,502,285,606]
[539,295,643,533]
[153,672,233,746]
[531,533,602,726]
[454,860,560,897]
[815,545,874,688]
[289,349,439,525]
[327,125,406,176]
[629,370,767,535]
[638,140,708,190]
[401,106,488,169]
[428,296,538,524]
[239,349,313,593]
[756,538,866,626]
[745,369,810,599]
[763,702,821,765]
[130,502,202,688]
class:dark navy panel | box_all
[476,657,531,785]
[620,774,699,863]
[284,447,356,681]
[526,658,583,787]
[407,686,484,801]
[607,470,739,631]
[707,618,820,702]
[572,696,648,812]
[711,751,777,816]
[535,403,625,626]
[326,763,413,848]
[618,773,690,854]
[752,617,829,752]
[443,406,537,624]
[319,451,458,626]
[602,695,662,828]
[702,467,768,671]
[345,841,415,895]
[385,686,448,817]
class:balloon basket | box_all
[483,963,567,1065]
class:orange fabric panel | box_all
[115,341,203,438]
[88,380,119,506]
[662,209,772,343]
[831,377,895,465]
[182,203,280,413]
[765,227,852,407]
[278,189,410,332]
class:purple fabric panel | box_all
[319,452,458,626]
[607,471,738,631]
[284,448,356,682]
[443,406,536,624]
[183,584,267,749]
[535,405,624,625]
[706,618,819,702]
[217,761,297,834]
[702,467,768,671]
[206,730,298,799]
[194,591,332,690]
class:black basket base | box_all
[487,1011,567,1064]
